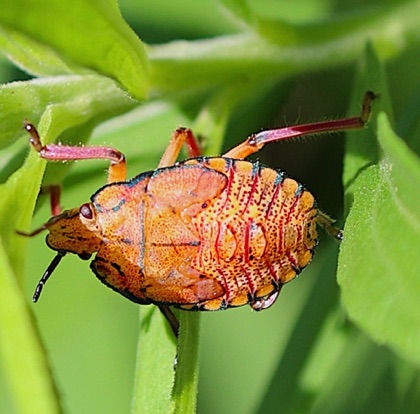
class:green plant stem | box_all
[132,307,177,414]
[171,312,201,414]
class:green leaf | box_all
[253,0,419,48]
[0,115,63,412]
[0,239,60,414]
[0,0,149,99]
[0,75,135,150]
[339,113,420,366]
[338,44,420,366]
[341,43,393,192]
[0,25,79,76]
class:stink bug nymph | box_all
[20,92,375,335]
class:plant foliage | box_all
[0,1,419,413]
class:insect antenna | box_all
[33,251,66,302]
[16,224,48,237]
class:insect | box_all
[21,91,375,335]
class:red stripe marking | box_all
[214,220,222,264]
[241,169,260,215]
[284,191,301,226]
[244,218,252,264]
[265,180,281,219]
[221,159,235,210]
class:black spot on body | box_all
[111,262,125,277]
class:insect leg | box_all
[223,91,376,160]
[41,185,62,216]
[250,289,281,311]
[16,184,63,237]
[316,211,343,241]
[158,305,179,337]
[24,122,127,183]
[183,128,201,158]
[158,127,201,168]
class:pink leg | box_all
[223,91,376,160]
[24,122,127,183]
[18,123,127,237]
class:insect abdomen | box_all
[182,157,318,310]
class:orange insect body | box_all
[23,92,375,334]
[45,157,317,312]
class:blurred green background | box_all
[1,0,419,413]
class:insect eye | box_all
[80,203,93,219]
